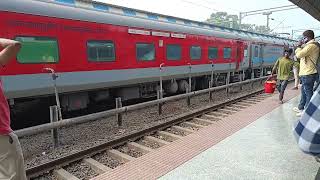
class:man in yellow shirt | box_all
[272,49,297,103]
[293,30,320,116]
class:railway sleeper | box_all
[144,136,170,146]
[246,97,262,101]
[83,158,111,175]
[253,95,267,99]
[127,142,153,154]
[235,102,252,106]
[157,131,182,141]
[250,97,266,101]
[208,112,228,117]
[171,126,195,134]
[182,121,206,129]
[241,100,258,104]
[229,104,247,109]
[222,106,240,112]
[54,168,80,180]
[107,149,135,163]
[202,114,222,121]
[193,117,215,125]
[218,109,235,114]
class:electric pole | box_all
[239,5,298,30]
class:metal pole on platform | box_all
[188,63,192,92]
[116,97,122,126]
[208,81,213,102]
[44,68,62,121]
[186,87,191,107]
[157,90,162,115]
[210,61,214,88]
[159,63,165,99]
[226,72,231,96]
[158,63,165,115]
[50,106,59,148]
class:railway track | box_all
[28,89,272,180]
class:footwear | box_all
[296,111,303,117]
[279,92,284,101]
[279,100,283,104]
[293,107,302,113]
[292,87,298,90]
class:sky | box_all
[94,0,320,39]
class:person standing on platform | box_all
[292,55,300,90]
[294,85,320,156]
[271,49,297,104]
[293,30,320,117]
[0,38,27,180]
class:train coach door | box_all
[158,39,165,65]
[259,44,265,77]
[259,44,264,67]
[236,41,242,71]
[251,44,260,66]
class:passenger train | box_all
[0,0,296,113]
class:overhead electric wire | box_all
[199,0,241,12]
[243,5,297,14]
[270,18,287,32]
[180,0,219,11]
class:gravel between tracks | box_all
[179,123,200,131]
[92,152,123,169]
[21,82,263,169]
[137,139,161,149]
[65,161,98,180]
[153,134,173,142]
[117,146,143,158]
[190,120,211,126]
[165,128,188,136]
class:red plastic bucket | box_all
[264,80,276,94]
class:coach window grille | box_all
[223,47,232,59]
[136,43,155,61]
[208,47,218,60]
[254,46,259,57]
[87,41,115,62]
[166,44,181,60]
[15,36,59,64]
[190,46,201,60]
[244,47,248,57]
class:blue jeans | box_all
[298,73,318,110]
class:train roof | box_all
[0,0,296,46]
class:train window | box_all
[136,43,155,61]
[15,36,59,64]
[208,47,218,59]
[166,44,181,60]
[254,46,259,57]
[223,47,232,59]
[87,41,115,62]
[190,46,201,60]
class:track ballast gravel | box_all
[21,83,263,170]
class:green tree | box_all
[206,11,270,34]
[255,25,270,34]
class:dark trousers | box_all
[298,73,318,110]
[276,80,288,94]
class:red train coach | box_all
[0,0,294,113]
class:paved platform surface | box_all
[94,86,317,180]
[160,95,318,180]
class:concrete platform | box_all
[159,95,319,180]
[94,86,317,180]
